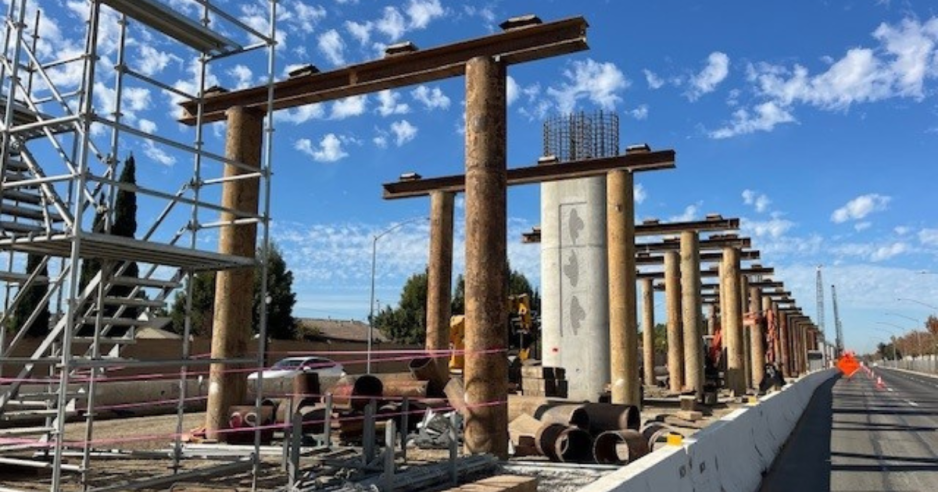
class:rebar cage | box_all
[542,110,620,161]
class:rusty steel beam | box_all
[636,249,760,265]
[637,266,774,280]
[655,280,780,291]
[635,216,739,236]
[635,235,750,253]
[179,17,589,124]
[382,150,676,200]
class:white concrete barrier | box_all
[579,369,837,492]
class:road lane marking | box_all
[906,400,919,407]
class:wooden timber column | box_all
[722,247,745,395]
[426,190,455,381]
[206,106,263,440]
[740,275,751,390]
[680,231,703,396]
[664,250,684,393]
[769,301,781,364]
[750,286,766,387]
[641,277,656,387]
[780,313,792,377]
[707,303,717,336]
[463,56,508,458]
[608,169,640,405]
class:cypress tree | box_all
[10,254,51,337]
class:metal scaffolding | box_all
[0,0,277,490]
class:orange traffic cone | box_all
[876,376,885,389]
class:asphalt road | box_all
[761,367,938,492]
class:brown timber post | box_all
[779,312,791,378]
[750,286,766,387]
[680,231,703,396]
[642,277,656,387]
[722,247,745,395]
[608,169,640,405]
[426,190,455,381]
[664,250,684,393]
[205,106,264,440]
[463,56,508,458]
[740,275,751,390]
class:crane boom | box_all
[831,284,844,356]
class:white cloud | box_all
[345,20,373,46]
[330,95,367,119]
[686,51,730,100]
[295,134,349,163]
[919,228,938,246]
[376,90,410,116]
[318,29,346,66]
[134,45,181,77]
[228,65,253,90]
[895,226,912,236]
[276,104,325,124]
[629,104,649,120]
[292,2,327,33]
[717,17,938,138]
[546,59,629,113]
[390,119,418,146]
[507,76,520,106]
[831,193,891,223]
[137,119,176,166]
[373,134,388,148]
[634,183,647,204]
[854,221,872,231]
[710,101,796,139]
[742,217,794,239]
[375,6,407,41]
[411,85,451,110]
[644,69,665,89]
[742,189,771,213]
[405,0,444,29]
[871,242,909,261]
[669,204,698,222]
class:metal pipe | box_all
[592,429,649,465]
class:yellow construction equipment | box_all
[448,294,539,373]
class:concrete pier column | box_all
[641,277,656,387]
[607,170,639,405]
[779,313,791,378]
[750,287,766,387]
[463,56,508,458]
[680,231,702,396]
[206,106,264,440]
[771,302,782,366]
[740,275,751,390]
[707,303,717,337]
[426,191,455,381]
[664,250,684,393]
[722,247,745,395]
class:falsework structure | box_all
[0,0,277,490]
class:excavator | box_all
[448,294,539,373]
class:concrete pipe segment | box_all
[536,423,594,463]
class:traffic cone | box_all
[876,376,885,389]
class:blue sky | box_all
[25,0,938,353]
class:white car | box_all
[247,356,345,381]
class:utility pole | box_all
[831,284,844,356]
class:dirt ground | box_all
[0,394,745,492]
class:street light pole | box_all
[367,216,429,374]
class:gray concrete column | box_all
[607,169,639,406]
[206,106,263,440]
[722,247,745,395]
[642,277,656,387]
[740,275,751,390]
[426,191,455,382]
[463,56,508,458]
[664,250,684,393]
[750,287,766,387]
[680,231,703,396]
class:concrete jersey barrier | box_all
[579,369,837,492]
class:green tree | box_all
[110,155,140,326]
[450,266,537,316]
[9,254,50,337]
[451,274,465,315]
[169,243,297,339]
[169,271,216,337]
[253,243,297,340]
[374,270,428,345]
[79,199,107,289]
